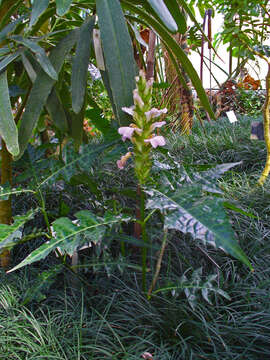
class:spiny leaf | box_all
[72,15,95,114]
[146,186,253,269]
[8,211,131,272]
[0,210,35,251]
[0,70,19,156]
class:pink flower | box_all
[122,106,135,116]
[151,121,166,130]
[117,152,132,170]
[144,136,166,148]
[118,126,142,141]
[133,89,144,108]
[145,108,167,122]
[142,352,154,360]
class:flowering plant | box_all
[117,71,167,185]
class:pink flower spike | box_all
[122,106,135,116]
[118,127,136,141]
[145,108,167,122]
[142,352,154,360]
[151,121,166,130]
[144,136,166,148]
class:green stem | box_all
[140,186,148,292]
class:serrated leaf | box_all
[9,211,131,272]
[72,16,95,114]
[16,29,79,160]
[55,0,73,16]
[148,0,178,32]
[146,186,252,269]
[0,210,35,251]
[29,0,49,28]
[11,35,58,80]
[22,264,63,305]
[0,70,19,156]
[96,0,137,126]
[38,141,124,187]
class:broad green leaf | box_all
[55,0,73,16]
[96,0,137,126]
[146,186,253,269]
[29,0,49,28]
[0,210,35,251]
[0,184,35,200]
[0,15,24,42]
[0,71,19,156]
[148,0,178,32]
[163,0,187,34]
[46,87,68,133]
[9,211,131,272]
[121,2,215,119]
[16,29,78,160]
[0,50,23,72]
[11,35,58,80]
[72,16,95,114]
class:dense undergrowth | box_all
[1,115,270,359]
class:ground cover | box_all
[1,115,270,359]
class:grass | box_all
[1,114,270,359]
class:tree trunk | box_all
[163,33,194,134]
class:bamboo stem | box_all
[258,63,270,185]
[147,229,168,299]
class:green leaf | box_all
[22,264,63,305]
[0,210,35,251]
[29,0,49,28]
[8,211,131,272]
[72,16,95,114]
[37,141,124,187]
[0,70,19,156]
[55,0,73,16]
[146,186,253,269]
[163,0,187,34]
[11,35,58,80]
[46,87,68,133]
[0,50,23,72]
[148,0,178,32]
[16,29,79,160]
[96,0,137,126]
[0,14,24,42]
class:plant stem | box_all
[147,228,168,299]
[258,63,270,185]
[140,186,148,292]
